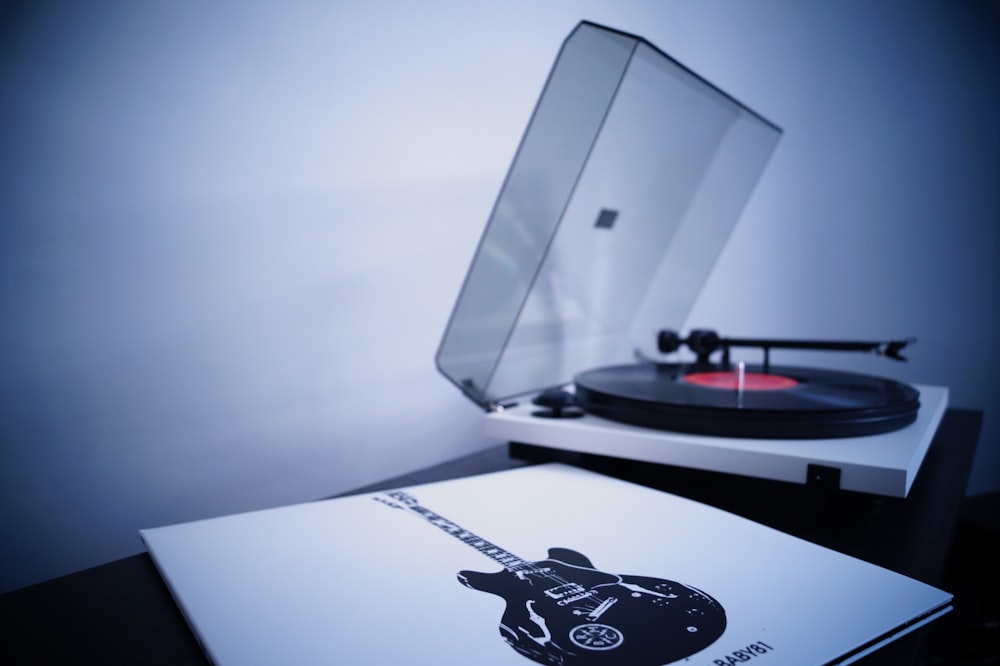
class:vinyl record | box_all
[573,363,920,439]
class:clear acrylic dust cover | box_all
[437,21,782,408]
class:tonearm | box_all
[656,329,915,372]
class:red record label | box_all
[684,371,799,391]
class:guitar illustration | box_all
[375,490,726,665]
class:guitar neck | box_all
[384,492,528,570]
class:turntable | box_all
[435,21,947,498]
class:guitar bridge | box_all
[587,596,617,620]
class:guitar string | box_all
[381,495,576,584]
[401,499,612,610]
[382,494,601,593]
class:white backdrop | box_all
[1,0,997,593]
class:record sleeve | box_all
[141,464,950,665]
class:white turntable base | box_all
[485,385,948,498]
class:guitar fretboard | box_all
[382,491,530,571]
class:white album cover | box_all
[141,464,950,666]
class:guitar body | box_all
[458,547,726,665]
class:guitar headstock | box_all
[373,490,419,510]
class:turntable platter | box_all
[573,363,920,439]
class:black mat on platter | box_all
[573,362,920,439]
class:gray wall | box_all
[1,0,997,593]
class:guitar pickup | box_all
[557,590,598,606]
[544,583,586,600]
